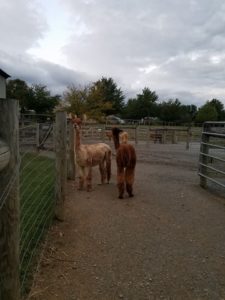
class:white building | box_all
[0,69,10,99]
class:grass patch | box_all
[19,152,55,295]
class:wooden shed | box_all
[0,69,10,99]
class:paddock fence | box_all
[0,101,68,300]
[19,115,202,149]
[199,121,225,190]
[77,124,197,149]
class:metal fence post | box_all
[55,111,67,221]
[199,124,209,188]
[0,99,20,300]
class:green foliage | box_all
[6,79,30,113]
[195,101,218,123]
[65,77,125,121]
[208,99,225,120]
[26,84,60,114]
[6,77,225,123]
[63,85,89,116]
[89,77,125,115]
[123,87,159,119]
[6,79,60,114]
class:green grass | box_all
[19,152,55,295]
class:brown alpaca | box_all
[71,116,111,191]
[112,127,136,199]
[106,130,128,143]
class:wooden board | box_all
[0,138,10,171]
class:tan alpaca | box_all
[106,130,128,144]
[119,131,128,144]
[71,116,112,191]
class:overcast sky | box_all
[1,0,225,106]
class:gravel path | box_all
[29,142,225,300]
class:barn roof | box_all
[0,69,10,79]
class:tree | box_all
[159,99,183,122]
[123,88,159,119]
[123,98,139,119]
[64,85,89,117]
[195,101,218,123]
[7,79,60,114]
[178,104,197,123]
[26,84,60,114]
[136,87,158,118]
[6,79,30,112]
[89,77,125,115]
[208,99,225,120]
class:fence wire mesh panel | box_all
[199,122,225,190]
[19,125,56,296]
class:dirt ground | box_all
[29,142,225,300]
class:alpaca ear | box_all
[67,112,74,119]
[68,113,79,123]
[75,117,82,126]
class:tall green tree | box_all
[208,99,225,120]
[136,87,158,118]
[123,98,138,119]
[6,79,30,112]
[158,99,183,122]
[123,88,159,119]
[89,77,125,115]
[64,85,89,117]
[195,101,218,123]
[26,84,60,114]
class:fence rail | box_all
[199,121,225,190]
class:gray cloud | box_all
[0,51,93,95]
[60,0,225,104]
[1,0,225,105]
[0,0,47,54]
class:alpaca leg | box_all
[117,167,125,199]
[99,161,106,184]
[86,166,92,191]
[106,150,111,183]
[125,167,135,197]
[78,167,85,190]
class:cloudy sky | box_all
[1,0,225,106]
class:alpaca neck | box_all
[113,135,120,150]
[75,127,81,150]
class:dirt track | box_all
[29,142,225,300]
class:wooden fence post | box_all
[36,123,39,149]
[171,130,177,144]
[135,126,138,144]
[67,121,75,180]
[0,99,20,300]
[55,111,67,221]
[147,126,150,147]
[186,127,191,150]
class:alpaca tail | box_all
[106,149,111,183]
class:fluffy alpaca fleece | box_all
[71,116,111,191]
[106,130,128,144]
[112,127,136,198]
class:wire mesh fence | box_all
[19,126,56,296]
[0,105,67,299]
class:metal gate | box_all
[199,121,225,189]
